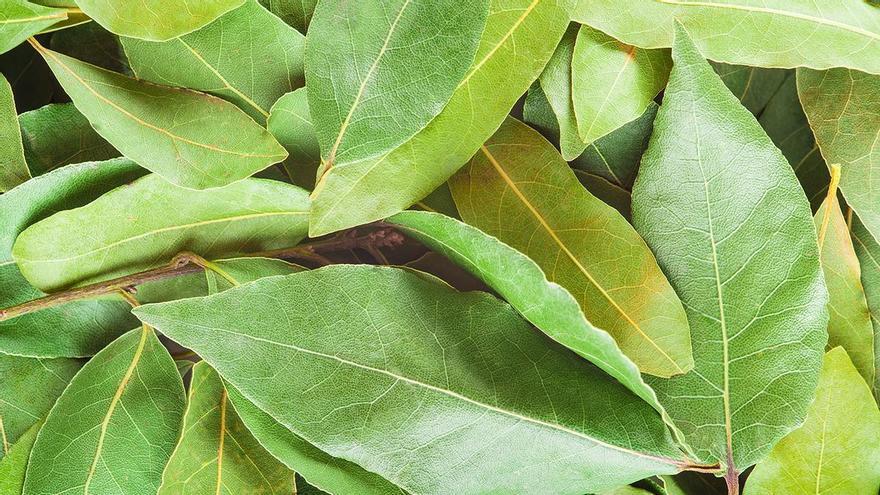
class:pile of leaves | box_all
[1,0,880,494]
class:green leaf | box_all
[572,25,670,146]
[122,0,305,125]
[227,384,407,495]
[712,63,787,116]
[412,183,460,219]
[567,0,880,75]
[522,81,560,142]
[18,103,119,176]
[758,73,828,210]
[744,347,880,495]
[0,420,41,495]
[257,0,315,33]
[815,194,875,386]
[23,327,186,495]
[573,169,633,220]
[0,0,65,55]
[448,117,692,378]
[76,0,246,41]
[388,210,689,444]
[306,0,487,167]
[851,216,880,400]
[538,24,587,160]
[13,173,310,292]
[308,0,569,236]
[0,72,29,191]
[0,159,143,357]
[0,355,80,460]
[631,25,827,470]
[159,362,294,494]
[51,21,129,73]
[798,68,880,242]
[33,43,288,190]
[267,89,320,189]
[135,265,690,495]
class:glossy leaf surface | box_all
[449,117,692,377]
[632,26,827,470]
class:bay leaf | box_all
[567,0,880,74]
[258,0,315,33]
[159,362,295,494]
[33,43,288,189]
[18,103,119,176]
[522,81,560,143]
[851,216,880,400]
[0,0,65,55]
[123,0,304,125]
[0,42,53,112]
[309,0,569,236]
[267,88,320,189]
[0,421,41,495]
[744,347,880,494]
[0,354,81,460]
[23,327,186,495]
[13,173,310,292]
[135,265,691,495]
[758,73,828,210]
[75,0,245,41]
[711,63,787,116]
[0,159,143,357]
[50,20,129,73]
[815,193,875,385]
[412,183,459,219]
[631,25,827,472]
[538,24,587,160]
[0,72,29,191]
[448,117,692,378]
[574,169,632,220]
[572,25,670,146]
[227,384,407,495]
[798,68,880,242]
[306,0,487,166]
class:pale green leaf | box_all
[0,0,65,55]
[448,117,692,377]
[18,103,119,176]
[0,420,41,495]
[135,265,690,495]
[572,25,670,145]
[0,159,143,357]
[0,72,29,191]
[567,0,880,74]
[23,327,186,495]
[267,89,320,189]
[631,25,827,470]
[258,0,315,33]
[538,24,587,160]
[33,43,288,189]
[798,68,880,242]
[159,362,294,494]
[815,195,875,386]
[13,174,310,292]
[758,73,828,210]
[388,210,690,445]
[306,0,487,166]
[227,385,407,495]
[851,216,880,400]
[0,355,80,460]
[309,0,569,236]
[76,0,246,41]
[122,0,304,125]
[744,347,880,495]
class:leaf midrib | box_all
[657,0,880,42]
[0,12,66,25]
[479,144,685,374]
[16,211,308,265]
[176,318,686,467]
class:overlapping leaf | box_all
[0,72,28,191]
[75,0,245,41]
[0,0,65,55]
[123,0,305,125]
[449,117,692,377]
[744,348,880,494]
[33,42,288,189]
[851,217,880,400]
[135,265,691,495]
[309,0,569,235]
[23,326,186,495]
[13,173,310,292]
[537,24,587,160]
[631,26,827,473]
[0,421,41,494]
[268,89,320,189]
[568,0,880,74]
[258,0,316,33]
[711,64,787,116]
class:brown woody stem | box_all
[0,228,404,322]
